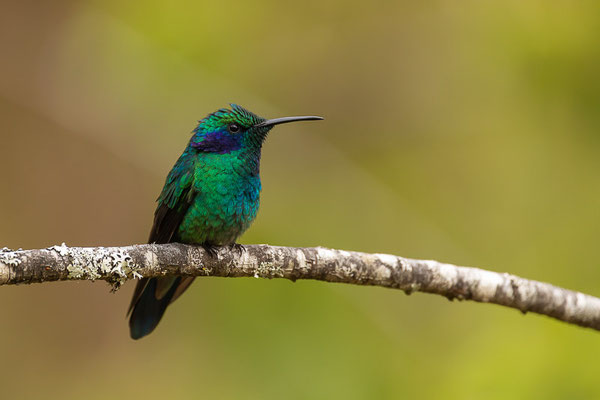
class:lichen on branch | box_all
[1,243,600,332]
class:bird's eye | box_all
[228,123,241,134]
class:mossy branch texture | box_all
[1,243,599,331]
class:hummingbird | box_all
[127,104,323,339]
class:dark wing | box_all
[148,198,191,244]
[126,194,193,316]
[148,160,196,245]
[127,161,195,317]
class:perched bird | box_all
[127,104,323,339]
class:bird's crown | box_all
[196,104,265,133]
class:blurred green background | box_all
[1,1,599,399]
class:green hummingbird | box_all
[128,104,323,339]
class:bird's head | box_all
[190,104,323,154]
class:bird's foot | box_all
[229,243,246,257]
[201,244,220,258]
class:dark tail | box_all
[128,277,194,340]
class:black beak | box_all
[254,115,324,128]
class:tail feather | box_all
[128,277,182,340]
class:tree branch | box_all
[1,243,599,331]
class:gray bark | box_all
[1,243,599,331]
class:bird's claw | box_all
[230,243,246,256]
[201,244,219,258]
